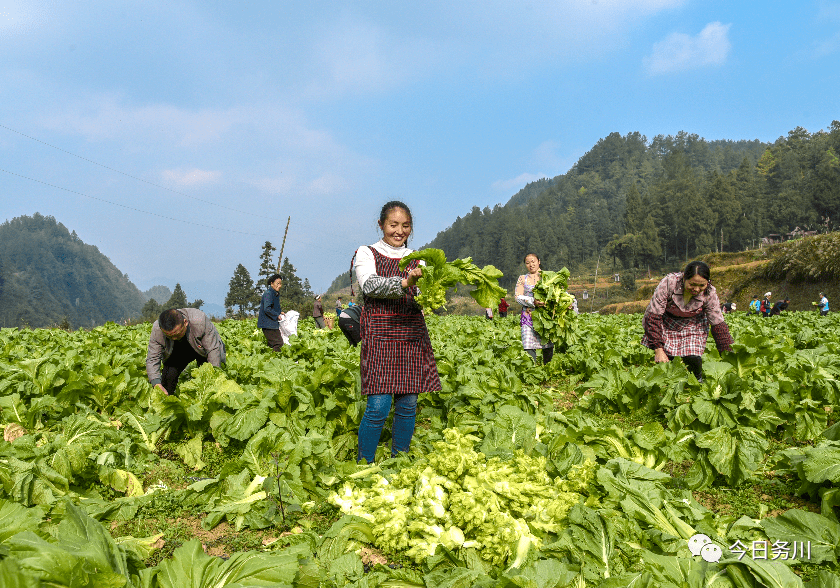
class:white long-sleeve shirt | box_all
[354,240,428,298]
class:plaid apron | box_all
[360,249,441,396]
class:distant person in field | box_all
[760,292,772,317]
[498,296,509,318]
[335,297,343,316]
[515,253,554,364]
[818,292,830,316]
[769,298,790,316]
[147,308,226,395]
[722,302,736,313]
[642,260,733,382]
[348,297,357,307]
[748,295,760,315]
[312,294,325,329]
[353,200,441,463]
[258,273,286,351]
[485,307,493,320]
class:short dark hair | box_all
[267,274,283,286]
[683,260,711,282]
[159,309,185,332]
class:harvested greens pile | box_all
[398,248,507,310]
[531,267,577,345]
[329,428,594,566]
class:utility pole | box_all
[276,216,291,274]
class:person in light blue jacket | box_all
[818,292,830,316]
[259,274,286,350]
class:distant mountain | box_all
[143,285,173,304]
[0,213,146,328]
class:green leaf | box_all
[0,499,45,545]
[805,571,840,588]
[722,557,804,588]
[801,443,840,483]
[152,540,299,588]
[760,508,840,564]
[694,427,768,486]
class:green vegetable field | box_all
[1,312,840,586]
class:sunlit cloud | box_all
[0,0,50,35]
[644,22,732,75]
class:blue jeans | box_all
[357,393,418,463]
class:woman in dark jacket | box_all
[258,274,285,351]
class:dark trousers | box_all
[526,347,554,364]
[262,328,285,352]
[669,354,703,381]
[162,347,206,395]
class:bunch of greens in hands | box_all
[531,267,577,344]
[398,248,507,310]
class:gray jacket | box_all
[146,308,226,386]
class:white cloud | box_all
[301,0,690,96]
[813,31,840,57]
[817,1,840,21]
[644,22,732,75]
[492,172,546,193]
[250,175,296,196]
[305,173,349,196]
[0,0,51,36]
[41,94,240,147]
[161,168,221,187]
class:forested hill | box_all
[422,124,840,291]
[0,213,146,328]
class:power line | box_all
[0,123,283,222]
[0,168,275,239]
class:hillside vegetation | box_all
[0,213,146,328]
[325,123,839,299]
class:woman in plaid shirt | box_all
[642,260,733,381]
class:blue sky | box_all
[2,1,839,306]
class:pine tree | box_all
[141,298,162,321]
[164,284,189,309]
[225,265,258,318]
[257,241,276,285]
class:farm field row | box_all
[1,312,839,586]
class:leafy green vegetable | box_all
[398,248,506,310]
[530,268,577,345]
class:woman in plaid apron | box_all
[514,253,554,363]
[353,201,441,463]
[642,260,733,381]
